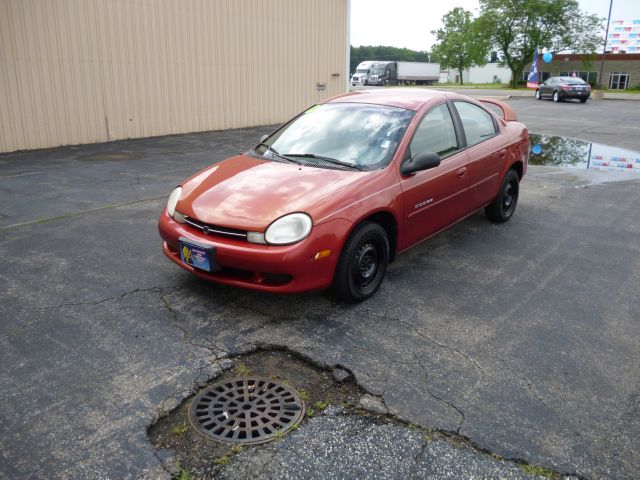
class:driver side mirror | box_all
[400,151,441,176]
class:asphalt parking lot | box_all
[1,97,639,479]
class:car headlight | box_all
[259,213,312,245]
[166,187,182,218]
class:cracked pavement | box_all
[1,99,639,479]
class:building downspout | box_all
[345,0,351,92]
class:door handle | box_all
[498,149,507,158]
[456,167,467,178]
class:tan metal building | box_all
[0,0,350,153]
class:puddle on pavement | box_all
[529,133,640,174]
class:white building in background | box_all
[439,63,512,84]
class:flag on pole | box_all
[526,49,539,89]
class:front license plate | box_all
[179,238,214,272]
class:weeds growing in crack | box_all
[213,455,230,465]
[233,362,251,376]
[298,388,310,402]
[518,463,554,477]
[171,422,190,436]
[173,467,192,480]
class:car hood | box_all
[178,154,370,231]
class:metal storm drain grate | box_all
[189,377,305,445]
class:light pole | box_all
[597,0,613,89]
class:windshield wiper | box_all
[255,143,301,165]
[283,153,362,171]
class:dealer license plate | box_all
[179,238,214,272]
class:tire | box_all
[580,98,587,103]
[333,222,389,302]
[485,169,520,223]
[535,89,542,100]
[552,91,561,103]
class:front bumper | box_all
[158,209,352,293]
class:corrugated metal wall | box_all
[0,0,349,153]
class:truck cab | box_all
[367,62,397,86]
[350,61,377,86]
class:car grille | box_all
[184,216,248,240]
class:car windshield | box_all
[256,103,415,171]
[356,69,368,73]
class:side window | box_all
[454,102,497,147]
[409,103,459,158]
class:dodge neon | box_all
[158,89,529,301]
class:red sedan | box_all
[158,89,529,301]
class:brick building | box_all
[536,53,640,89]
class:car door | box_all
[542,78,555,96]
[399,102,471,250]
[539,80,548,96]
[452,101,506,208]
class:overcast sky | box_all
[350,0,639,51]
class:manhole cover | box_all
[189,377,305,445]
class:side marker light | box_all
[314,250,331,260]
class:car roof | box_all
[326,88,453,111]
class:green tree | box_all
[430,8,490,85]
[477,0,603,88]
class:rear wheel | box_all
[535,89,542,100]
[333,222,389,302]
[485,170,520,223]
[552,91,561,103]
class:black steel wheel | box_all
[485,169,520,223]
[333,221,389,302]
[580,98,588,103]
[535,89,542,100]
[552,90,561,102]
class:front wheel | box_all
[485,170,520,223]
[552,91,561,103]
[333,222,389,302]
[535,89,542,100]
[580,98,587,103]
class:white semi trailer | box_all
[396,61,440,85]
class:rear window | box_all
[562,78,587,85]
[453,102,497,147]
